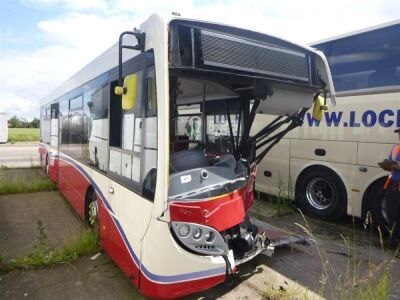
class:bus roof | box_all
[310,19,400,46]
[40,13,334,106]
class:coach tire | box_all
[296,166,347,220]
[369,180,400,243]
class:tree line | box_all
[8,116,40,128]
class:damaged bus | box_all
[39,13,335,299]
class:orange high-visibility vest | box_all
[384,145,400,190]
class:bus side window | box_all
[108,51,158,201]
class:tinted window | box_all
[314,24,400,92]
[108,51,157,200]
[69,95,83,110]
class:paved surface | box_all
[0,191,82,261]
[0,143,40,168]
[1,254,145,300]
[0,188,399,299]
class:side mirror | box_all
[312,95,328,121]
[114,73,138,110]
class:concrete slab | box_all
[0,191,83,261]
[0,143,40,168]
[0,254,144,300]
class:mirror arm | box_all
[117,30,146,88]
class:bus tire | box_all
[296,166,347,220]
[45,154,50,175]
[86,188,99,230]
[368,180,400,243]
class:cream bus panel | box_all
[358,143,395,167]
[256,85,314,116]
[134,118,142,153]
[121,153,132,179]
[144,118,157,149]
[142,219,225,278]
[255,139,291,196]
[109,149,122,175]
[292,92,399,144]
[122,114,135,151]
[291,139,357,164]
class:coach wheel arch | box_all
[295,165,347,220]
[85,186,99,229]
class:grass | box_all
[263,284,309,300]
[8,220,100,270]
[0,167,57,195]
[8,128,40,143]
[292,211,396,300]
[254,176,296,217]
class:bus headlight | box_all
[192,228,202,240]
[179,224,190,237]
[171,222,228,256]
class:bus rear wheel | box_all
[45,154,50,175]
[296,166,347,220]
[368,181,400,243]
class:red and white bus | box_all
[39,13,334,299]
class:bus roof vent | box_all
[200,30,309,82]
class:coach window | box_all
[327,24,400,92]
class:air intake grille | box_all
[201,30,309,81]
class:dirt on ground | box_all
[0,169,399,299]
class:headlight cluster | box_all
[171,221,228,255]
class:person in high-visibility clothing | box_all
[381,127,400,239]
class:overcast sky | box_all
[0,0,399,120]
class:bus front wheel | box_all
[86,188,99,230]
[296,166,347,220]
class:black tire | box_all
[296,166,347,220]
[45,154,50,175]
[369,180,400,243]
[86,189,99,230]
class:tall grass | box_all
[0,179,56,195]
[0,168,57,195]
[294,210,395,300]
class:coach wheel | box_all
[368,180,399,242]
[296,166,347,220]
